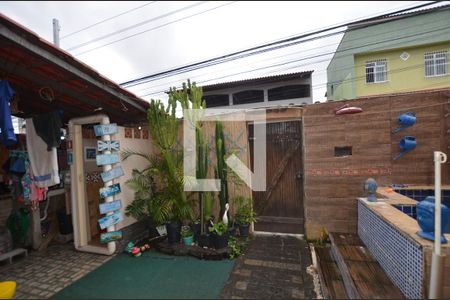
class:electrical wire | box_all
[61,1,158,39]
[73,1,238,56]
[136,23,450,97]
[123,2,449,88]
[67,1,208,51]
[119,1,442,87]
[132,11,448,95]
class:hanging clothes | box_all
[0,80,17,146]
[25,118,60,188]
[32,111,62,151]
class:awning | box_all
[0,13,150,126]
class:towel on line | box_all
[25,118,60,188]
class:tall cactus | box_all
[177,80,210,234]
[215,121,229,220]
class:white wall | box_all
[202,77,313,110]
[113,126,153,229]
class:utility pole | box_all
[52,18,60,47]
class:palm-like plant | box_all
[123,150,187,225]
[123,86,194,225]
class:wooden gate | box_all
[249,120,304,234]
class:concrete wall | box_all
[114,126,153,229]
[203,77,313,109]
[327,8,450,100]
[354,41,450,97]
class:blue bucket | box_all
[398,112,416,127]
[399,136,416,151]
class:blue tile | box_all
[404,206,412,214]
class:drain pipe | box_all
[429,151,447,299]
[69,114,116,256]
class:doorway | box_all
[249,120,304,234]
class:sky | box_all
[1,1,446,105]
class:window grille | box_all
[425,50,448,77]
[366,59,387,83]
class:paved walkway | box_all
[220,234,316,299]
[0,243,112,299]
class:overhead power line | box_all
[136,22,449,96]
[133,12,447,95]
[61,1,158,39]
[119,1,440,87]
[137,24,448,98]
[73,1,237,56]
[67,1,208,51]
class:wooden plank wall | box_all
[303,89,450,239]
[191,107,303,220]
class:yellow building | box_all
[355,41,450,97]
[327,5,450,100]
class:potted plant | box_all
[124,91,195,245]
[235,197,257,237]
[228,216,237,237]
[181,225,194,246]
[209,221,229,249]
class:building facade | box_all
[201,71,313,109]
[327,5,450,101]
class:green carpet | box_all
[51,250,235,299]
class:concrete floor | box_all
[0,243,112,299]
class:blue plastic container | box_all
[416,196,449,243]
[393,112,416,133]
[399,136,416,151]
[398,112,416,127]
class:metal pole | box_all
[52,18,60,47]
[429,151,447,299]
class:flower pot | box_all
[212,232,229,249]
[198,234,210,248]
[182,235,193,246]
[238,224,250,237]
[166,221,181,245]
[228,226,237,237]
[191,222,201,243]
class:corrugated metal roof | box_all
[201,71,313,92]
[348,3,450,29]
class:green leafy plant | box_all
[124,168,155,221]
[228,236,241,259]
[208,221,228,236]
[228,236,251,259]
[234,196,257,225]
[181,226,193,238]
[124,81,200,225]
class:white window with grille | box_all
[365,59,387,83]
[424,50,448,77]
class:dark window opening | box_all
[203,94,229,108]
[232,90,264,105]
[335,146,352,157]
[268,85,310,101]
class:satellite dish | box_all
[364,178,378,202]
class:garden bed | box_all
[135,235,250,261]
